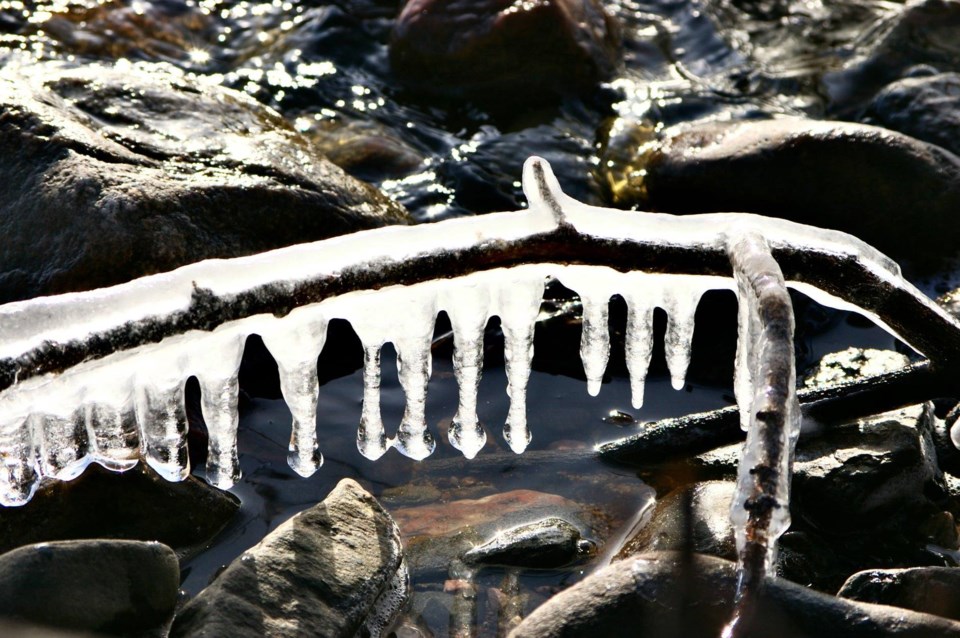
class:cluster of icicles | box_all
[0,264,729,506]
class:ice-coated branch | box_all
[724,234,800,637]
[2,157,960,509]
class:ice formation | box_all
[2,154,959,623]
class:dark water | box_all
[0,0,930,635]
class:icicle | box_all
[0,407,39,506]
[192,329,246,489]
[579,294,610,397]
[85,400,139,473]
[496,274,546,454]
[35,407,89,481]
[442,280,491,459]
[76,357,140,473]
[135,364,190,482]
[357,344,388,460]
[394,335,435,460]
[662,281,703,391]
[625,292,655,410]
[559,268,622,398]
[259,309,327,477]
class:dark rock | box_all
[601,117,960,264]
[462,517,596,569]
[0,540,179,636]
[389,0,620,101]
[305,120,425,183]
[794,349,942,534]
[862,73,960,157]
[0,60,410,303]
[823,0,960,115]
[839,567,960,622]
[614,481,736,562]
[0,463,239,558]
[508,551,960,638]
[170,478,406,638]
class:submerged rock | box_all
[509,552,960,637]
[601,117,960,264]
[170,478,406,638]
[0,539,179,636]
[614,481,736,562]
[389,0,620,101]
[462,517,596,569]
[0,463,239,558]
[839,567,960,622]
[862,73,960,158]
[390,489,603,578]
[0,59,409,303]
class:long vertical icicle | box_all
[625,297,655,409]
[393,287,440,461]
[357,343,387,460]
[134,348,190,482]
[193,329,246,489]
[662,285,702,391]
[724,233,801,637]
[259,309,328,477]
[496,275,545,454]
[443,280,491,459]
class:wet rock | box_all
[170,478,406,638]
[839,567,960,622]
[862,73,960,158]
[462,517,596,569]
[390,489,603,578]
[823,0,960,115]
[794,349,941,533]
[31,1,217,70]
[0,539,179,636]
[601,117,960,264]
[509,552,960,638]
[0,463,239,558]
[389,0,620,101]
[0,60,409,303]
[614,481,736,562]
[305,119,425,183]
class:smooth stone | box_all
[462,517,596,569]
[839,567,960,622]
[600,117,960,264]
[508,552,960,638]
[0,463,239,559]
[389,0,620,101]
[613,481,736,562]
[170,478,405,638]
[823,0,960,115]
[390,489,604,578]
[862,73,960,158]
[0,59,409,303]
[0,540,179,636]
